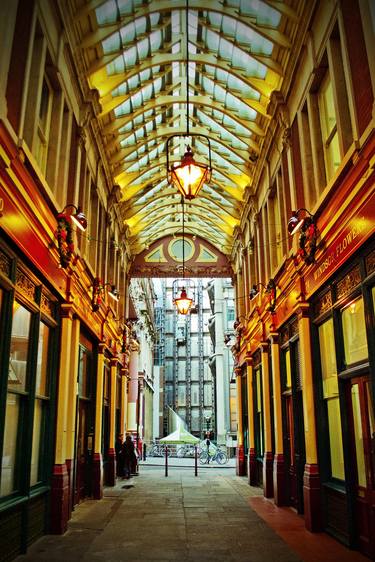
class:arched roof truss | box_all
[78,0,302,255]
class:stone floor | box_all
[15,464,367,562]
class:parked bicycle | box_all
[199,447,228,465]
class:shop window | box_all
[1,303,31,495]
[318,318,345,480]
[318,72,341,181]
[0,394,21,496]
[341,297,368,366]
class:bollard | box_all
[165,445,168,477]
[194,445,198,477]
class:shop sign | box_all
[305,191,375,296]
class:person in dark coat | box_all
[115,433,125,478]
[122,435,136,479]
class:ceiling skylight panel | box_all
[226,74,260,100]
[210,140,244,164]
[102,33,121,55]
[117,0,144,16]
[240,0,281,26]
[221,15,236,38]
[202,76,214,96]
[209,149,241,175]
[96,1,117,24]
[115,99,132,117]
[225,94,257,121]
[150,29,163,53]
[205,28,220,52]
[232,46,267,78]
[196,110,247,149]
[212,169,238,187]
[236,24,273,54]
[221,113,250,136]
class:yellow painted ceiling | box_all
[77,0,301,256]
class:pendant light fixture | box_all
[166,0,212,200]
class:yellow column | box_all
[92,342,105,499]
[107,357,118,486]
[297,303,321,531]
[119,366,127,435]
[261,342,273,497]
[270,332,286,505]
[235,366,246,475]
[64,316,80,517]
[54,305,74,465]
[50,304,73,533]
[246,357,257,485]
[65,318,80,460]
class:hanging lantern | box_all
[169,145,211,200]
[174,287,193,315]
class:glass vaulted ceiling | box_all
[82,0,299,255]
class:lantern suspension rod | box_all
[186,0,189,137]
[182,196,185,279]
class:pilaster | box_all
[246,357,257,485]
[50,305,73,534]
[235,366,246,476]
[297,303,322,531]
[261,342,273,498]
[270,332,287,505]
[92,342,105,499]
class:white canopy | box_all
[159,426,200,445]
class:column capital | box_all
[110,357,119,368]
[269,331,279,344]
[245,354,253,367]
[60,304,74,320]
[234,366,243,378]
[295,302,310,319]
[98,342,106,354]
[260,341,269,353]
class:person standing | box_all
[122,435,136,479]
[115,433,125,478]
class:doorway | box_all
[347,375,375,558]
[281,338,306,513]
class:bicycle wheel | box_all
[199,451,209,464]
[215,451,227,465]
[149,445,158,457]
